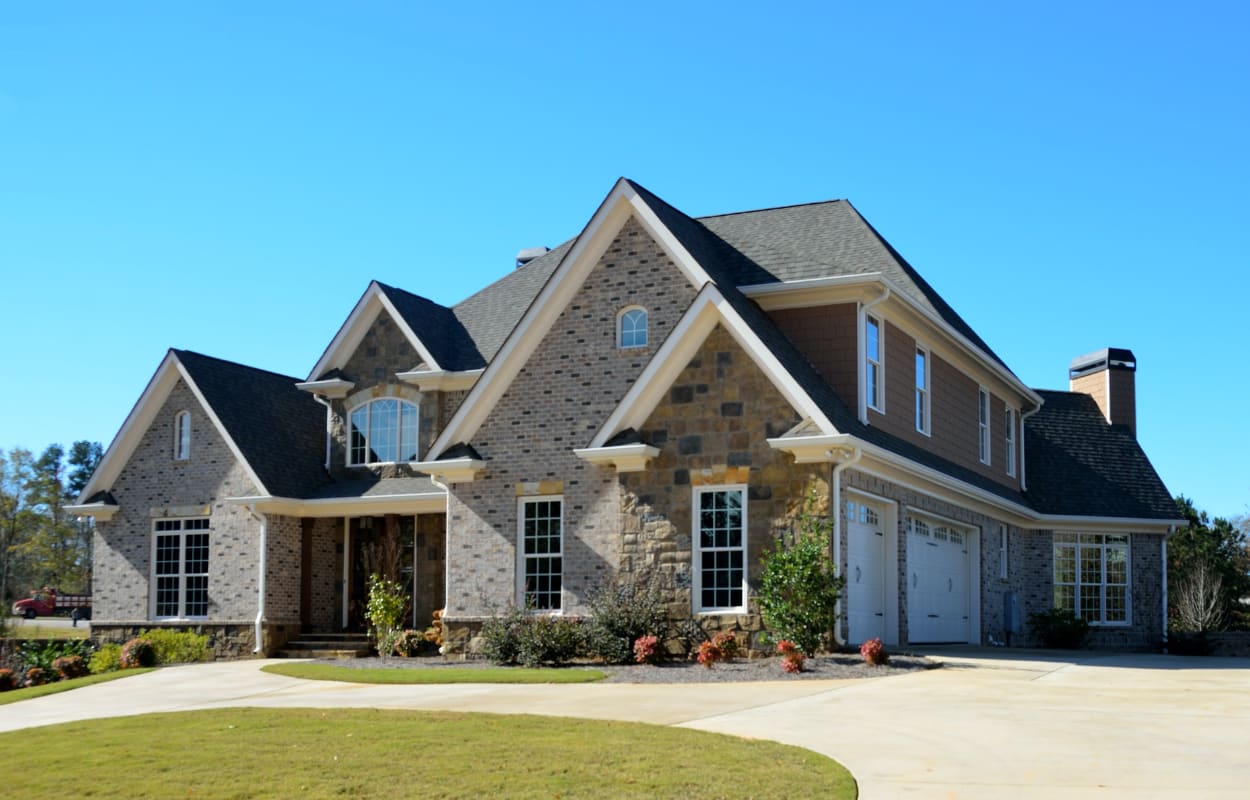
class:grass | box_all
[0,708,857,798]
[263,661,607,684]
[2,621,90,640]
[0,669,155,705]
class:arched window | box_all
[617,306,648,350]
[348,398,419,465]
[173,411,191,461]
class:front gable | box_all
[307,281,445,381]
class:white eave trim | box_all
[572,444,661,473]
[396,368,484,392]
[294,378,356,398]
[407,458,486,483]
[64,502,119,521]
[307,282,443,381]
[228,492,447,518]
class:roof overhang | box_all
[396,368,484,392]
[64,502,120,521]
[294,378,356,398]
[572,444,661,472]
[407,457,486,484]
[229,491,447,518]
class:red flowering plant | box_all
[53,654,89,680]
[777,639,806,674]
[119,637,157,669]
[859,637,890,666]
[24,666,50,687]
[0,668,16,691]
[696,640,723,669]
[711,631,741,661]
[633,634,660,665]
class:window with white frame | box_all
[977,388,991,465]
[1053,533,1129,624]
[153,518,210,619]
[1005,407,1018,477]
[998,524,1008,580]
[348,398,419,465]
[519,497,563,610]
[617,306,648,350]
[866,314,884,412]
[694,486,747,612]
[173,410,191,461]
[915,346,930,435]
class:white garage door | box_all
[847,499,886,643]
[906,516,970,643]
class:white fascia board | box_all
[572,444,661,472]
[307,283,441,381]
[407,458,486,484]
[294,378,356,398]
[1043,516,1186,533]
[589,284,836,448]
[228,492,447,518]
[64,502,119,521]
[395,368,484,392]
[426,178,715,459]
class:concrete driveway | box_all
[2,650,1248,799]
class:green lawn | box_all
[2,620,90,640]
[0,669,155,705]
[1,708,857,798]
[263,661,606,684]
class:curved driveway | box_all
[3,650,1248,799]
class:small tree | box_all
[365,573,408,656]
[1173,557,1226,633]
[758,496,843,656]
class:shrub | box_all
[712,631,742,661]
[1028,608,1090,649]
[393,629,424,657]
[24,666,50,687]
[52,654,89,679]
[758,494,844,656]
[1167,631,1215,656]
[777,640,805,674]
[633,634,660,665]
[140,629,210,664]
[120,638,157,668]
[0,668,16,691]
[18,638,92,675]
[365,573,409,657]
[89,643,123,674]
[859,637,889,666]
[696,640,723,669]
[480,605,586,667]
[585,572,669,664]
[480,604,529,665]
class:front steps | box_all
[276,632,372,659]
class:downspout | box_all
[311,394,333,470]
[856,287,891,425]
[830,446,863,647]
[428,472,451,652]
[247,504,267,654]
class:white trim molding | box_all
[395,368,483,392]
[407,457,486,484]
[572,443,661,473]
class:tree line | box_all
[1,442,103,607]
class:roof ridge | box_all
[695,198,848,221]
[375,280,453,311]
[172,348,302,382]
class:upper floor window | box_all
[617,306,648,349]
[348,398,419,465]
[977,388,991,465]
[866,314,884,412]
[173,411,191,461]
[915,346,930,435]
[1005,407,1018,477]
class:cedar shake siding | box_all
[768,303,859,404]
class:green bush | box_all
[120,638,157,668]
[480,605,586,667]
[1028,608,1090,649]
[365,574,408,657]
[89,643,122,674]
[139,628,210,664]
[585,572,670,664]
[18,639,92,677]
[480,604,528,665]
[758,498,844,656]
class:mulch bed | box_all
[315,652,937,683]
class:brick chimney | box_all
[1069,348,1137,435]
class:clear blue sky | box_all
[1,3,1246,520]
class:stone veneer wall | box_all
[91,622,301,659]
[619,324,824,649]
[443,216,699,653]
[93,379,263,625]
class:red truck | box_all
[12,587,92,621]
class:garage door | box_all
[847,499,886,643]
[906,516,970,643]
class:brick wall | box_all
[264,514,302,624]
[307,517,342,631]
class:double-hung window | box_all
[977,388,991,465]
[694,486,747,613]
[152,518,210,619]
[1005,407,1018,477]
[865,314,884,412]
[1053,533,1129,624]
[915,346,930,435]
[519,497,563,611]
[348,398,419,465]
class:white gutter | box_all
[830,447,863,647]
[311,394,334,470]
[247,504,267,654]
[857,287,891,425]
[428,473,452,647]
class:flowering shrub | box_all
[365,573,408,657]
[24,666,50,687]
[696,640,723,669]
[52,654,89,680]
[0,668,16,691]
[393,629,424,657]
[585,572,669,664]
[633,634,660,665]
[711,631,741,662]
[777,640,806,674]
[120,638,156,669]
[859,637,889,666]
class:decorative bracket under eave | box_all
[572,444,661,473]
[409,457,486,484]
[765,435,858,464]
[63,502,120,522]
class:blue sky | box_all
[1,2,1246,520]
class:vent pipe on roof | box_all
[1069,347,1137,436]
[516,246,549,269]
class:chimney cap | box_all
[515,246,550,268]
[1069,347,1136,379]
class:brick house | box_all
[70,179,1181,657]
